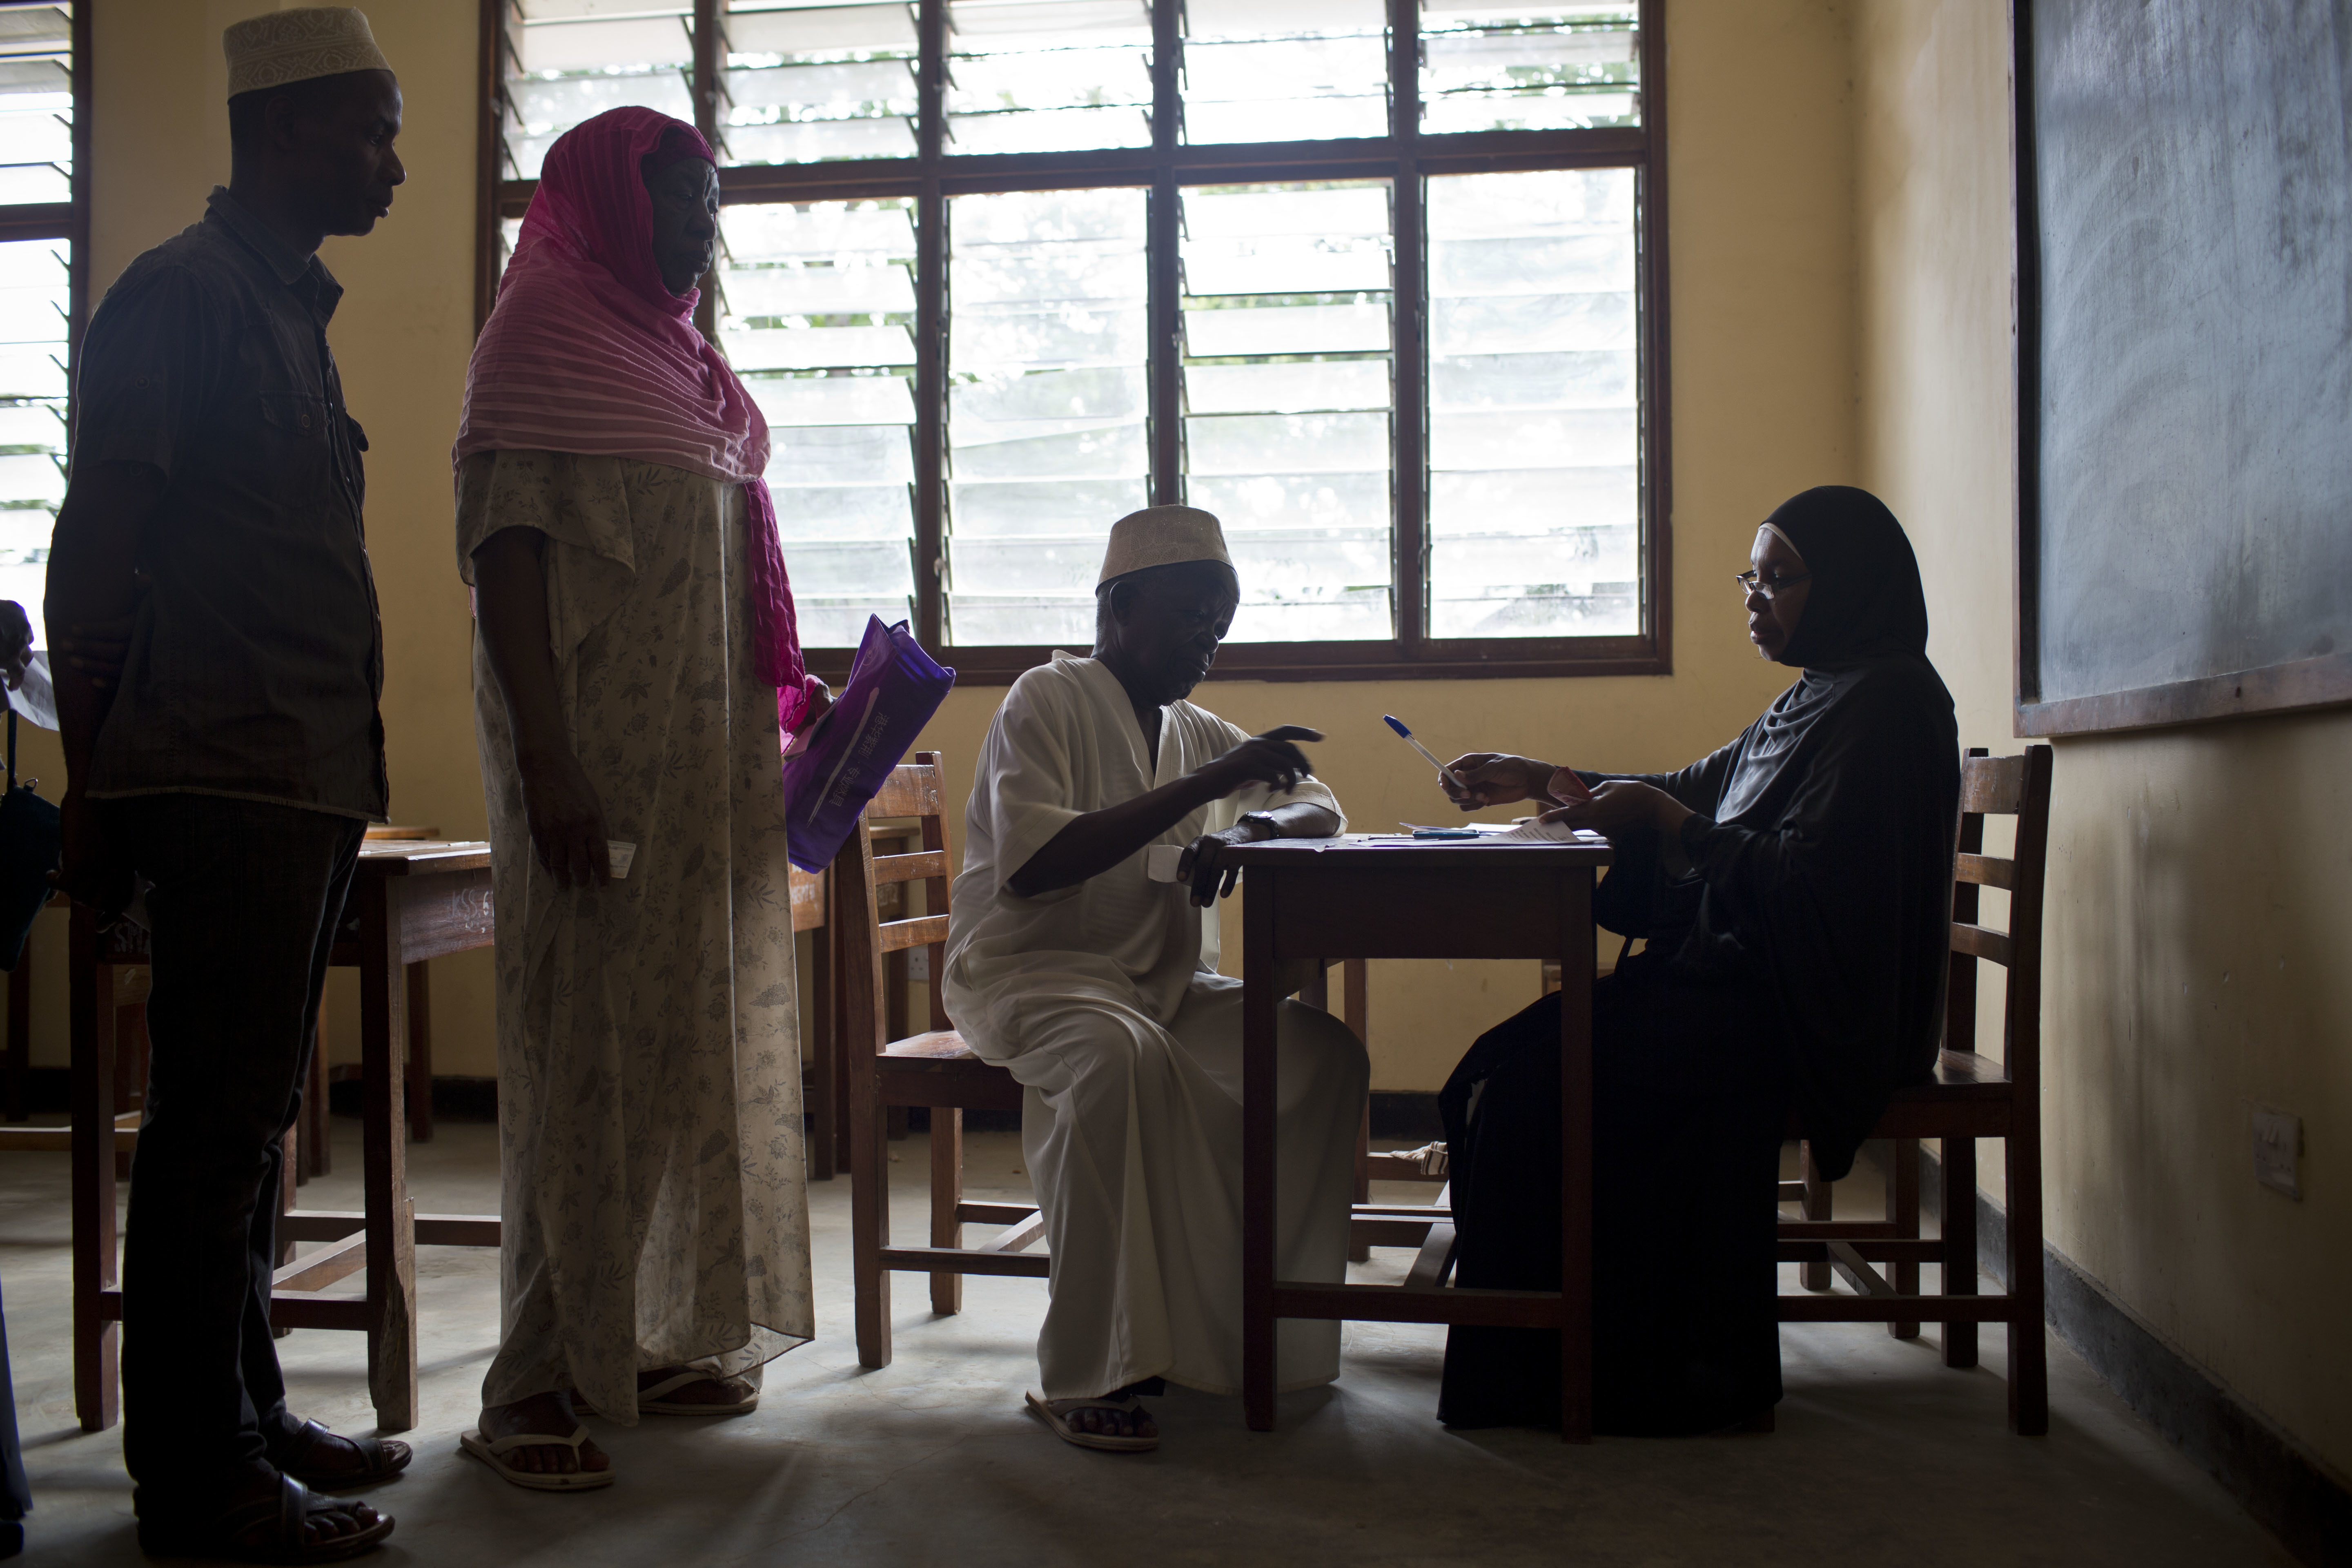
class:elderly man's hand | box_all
[1175,823,1257,906]
[1196,725,1321,801]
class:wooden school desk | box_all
[73,840,499,1434]
[1224,835,1611,1442]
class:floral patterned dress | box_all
[457,448,812,1421]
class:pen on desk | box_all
[1382,715,1468,790]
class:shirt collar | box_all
[206,186,344,319]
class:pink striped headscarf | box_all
[455,107,814,734]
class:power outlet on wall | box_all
[2251,1108,2302,1200]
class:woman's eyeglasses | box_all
[1734,569,1811,601]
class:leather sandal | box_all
[271,1419,412,1489]
[136,1473,394,1564]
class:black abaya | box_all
[1436,486,1960,1432]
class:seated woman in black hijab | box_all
[1432,485,1960,1435]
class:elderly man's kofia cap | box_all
[1097,505,1234,586]
[224,7,393,99]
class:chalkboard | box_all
[2016,0,2352,734]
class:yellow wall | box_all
[1855,0,2352,1482]
[22,0,1862,1094]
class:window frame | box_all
[478,0,1671,684]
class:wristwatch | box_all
[1238,811,1281,841]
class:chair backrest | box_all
[1946,745,2055,1092]
[829,753,955,1057]
[788,864,827,934]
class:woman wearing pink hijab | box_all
[452,107,824,1489]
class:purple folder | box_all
[782,616,956,873]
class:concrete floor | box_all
[0,1122,2293,1566]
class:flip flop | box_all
[635,1370,761,1417]
[135,1472,394,1564]
[272,1419,412,1490]
[458,1425,615,1492]
[1025,1391,1159,1453]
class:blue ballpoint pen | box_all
[1382,715,1468,790]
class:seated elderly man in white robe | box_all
[943,506,1370,1453]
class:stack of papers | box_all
[1382,821,1608,844]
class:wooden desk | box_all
[72,841,500,1434]
[1225,836,1610,1442]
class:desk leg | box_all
[1241,871,1278,1432]
[359,885,418,1433]
[70,909,118,1432]
[405,964,432,1143]
[1556,870,1594,1443]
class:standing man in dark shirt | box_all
[47,11,410,1561]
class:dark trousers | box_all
[1436,973,1791,1434]
[106,795,364,1517]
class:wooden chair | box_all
[839,780,1434,1363]
[1777,744,2054,1434]
[839,754,1042,1370]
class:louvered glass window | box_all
[484,0,1666,680]
[945,187,1148,645]
[0,3,72,646]
[1182,0,1387,145]
[945,0,1153,155]
[1427,166,1637,636]
[723,1,919,165]
[719,199,921,644]
[1419,0,1639,133]
[1182,181,1392,641]
[502,0,695,180]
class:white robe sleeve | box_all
[975,671,1090,904]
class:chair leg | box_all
[1942,1136,1979,1370]
[2005,1128,2049,1435]
[848,1074,891,1370]
[1886,1137,1920,1339]
[1349,1100,1371,1264]
[1799,1141,1832,1290]
[929,1108,963,1316]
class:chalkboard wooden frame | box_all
[2010,0,2352,737]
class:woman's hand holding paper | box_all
[517,746,612,891]
[1538,779,1691,841]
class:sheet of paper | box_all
[608,840,637,879]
